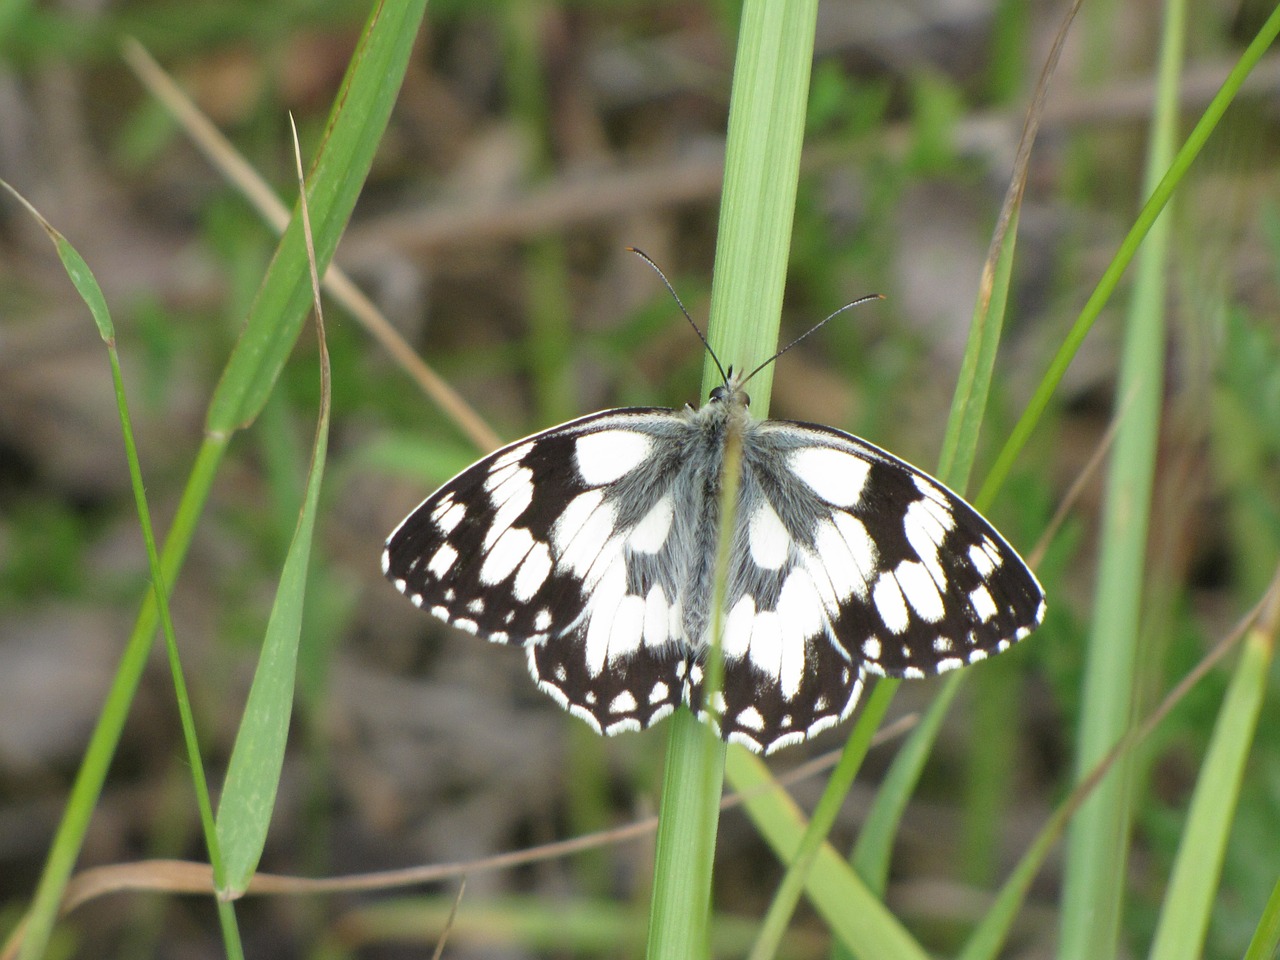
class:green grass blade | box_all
[1243,875,1280,960]
[7,6,425,954]
[1148,618,1276,960]
[0,182,244,960]
[205,0,428,434]
[215,120,335,897]
[977,2,1280,509]
[937,209,1020,494]
[848,672,961,895]
[1058,0,1185,955]
[215,334,330,895]
[746,682,896,960]
[646,2,818,956]
[703,0,819,402]
[726,748,931,960]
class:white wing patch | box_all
[575,431,652,485]
[789,446,870,506]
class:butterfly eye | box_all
[709,385,730,403]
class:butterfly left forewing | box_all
[385,407,697,734]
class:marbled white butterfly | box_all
[384,271,1045,754]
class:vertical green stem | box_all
[645,1,818,955]
[1058,1,1185,956]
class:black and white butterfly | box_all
[384,277,1045,754]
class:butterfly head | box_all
[709,366,749,410]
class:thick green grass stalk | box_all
[644,2,818,956]
[9,5,425,957]
[1058,0,1185,955]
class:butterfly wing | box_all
[384,408,697,736]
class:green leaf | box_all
[215,356,329,896]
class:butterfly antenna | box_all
[740,293,885,385]
[627,246,730,385]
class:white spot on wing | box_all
[723,595,756,659]
[873,572,910,634]
[903,499,948,585]
[609,690,638,714]
[607,594,645,664]
[789,447,871,507]
[895,560,945,622]
[534,608,552,632]
[969,584,998,622]
[480,527,534,584]
[649,681,669,705]
[513,541,552,601]
[862,636,881,660]
[428,543,458,579]
[490,441,533,472]
[643,585,669,648]
[814,513,876,601]
[736,706,765,731]
[575,431,652,486]
[435,501,466,535]
[969,542,996,577]
[554,491,617,578]
[748,501,790,570]
[629,495,674,554]
[582,564,629,675]
[483,469,534,549]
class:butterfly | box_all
[383,266,1045,754]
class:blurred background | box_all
[2,0,1279,957]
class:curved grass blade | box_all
[206,0,428,435]
[215,121,332,898]
[726,747,930,960]
[1059,0,1186,952]
[0,182,244,959]
[7,5,428,956]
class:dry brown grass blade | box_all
[431,878,466,960]
[54,715,918,913]
[120,38,501,454]
[975,0,1084,316]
